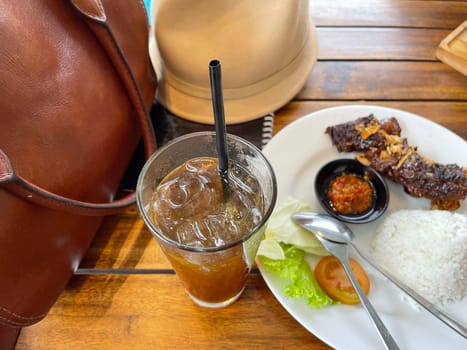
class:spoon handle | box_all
[332,246,400,350]
[351,243,467,339]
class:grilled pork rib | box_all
[325,114,467,210]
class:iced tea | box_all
[148,157,264,305]
[136,132,276,308]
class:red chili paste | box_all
[327,173,374,215]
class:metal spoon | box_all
[292,213,400,350]
[293,211,467,340]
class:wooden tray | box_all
[436,21,467,76]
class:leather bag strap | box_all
[0,0,157,216]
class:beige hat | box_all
[149,0,318,125]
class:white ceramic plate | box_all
[259,105,467,350]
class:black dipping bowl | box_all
[314,159,389,224]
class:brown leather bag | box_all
[0,0,157,347]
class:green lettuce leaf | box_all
[258,243,336,308]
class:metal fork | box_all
[313,233,400,350]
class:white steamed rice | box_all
[370,209,467,306]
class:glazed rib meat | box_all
[325,114,467,210]
[325,115,402,153]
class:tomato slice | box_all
[314,255,370,304]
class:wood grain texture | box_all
[78,205,171,270]
[317,28,450,60]
[298,62,467,100]
[274,102,467,140]
[311,0,467,28]
[17,275,331,350]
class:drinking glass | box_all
[137,132,277,308]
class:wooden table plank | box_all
[78,205,171,270]
[317,28,449,60]
[298,61,467,100]
[274,101,467,140]
[17,274,331,350]
[311,0,467,29]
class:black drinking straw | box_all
[209,60,229,186]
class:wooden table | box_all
[17,1,467,349]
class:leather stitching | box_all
[0,305,47,326]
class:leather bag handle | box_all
[0,0,157,216]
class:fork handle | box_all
[338,256,400,350]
